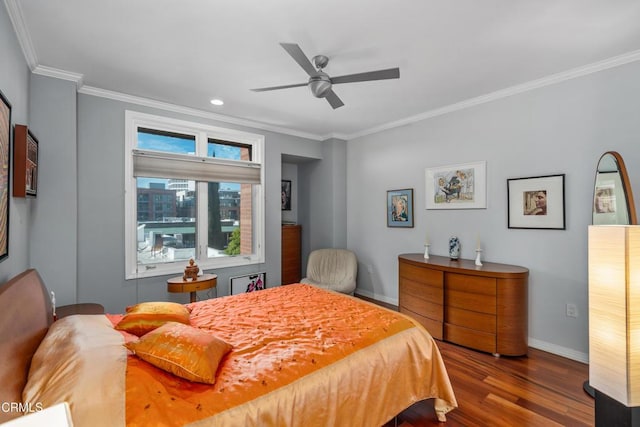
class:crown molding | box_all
[346,49,640,140]
[4,0,37,70]
[78,86,324,141]
[319,132,349,141]
[33,65,84,87]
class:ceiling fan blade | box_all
[325,89,344,109]
[330,67,400,85]
[251,82,308,92]
[280,43,317,76]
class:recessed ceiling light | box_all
[210,98,224,106]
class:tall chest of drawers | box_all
[281,225,302,285]
[398,254,529,356]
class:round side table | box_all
[167,274,217,303]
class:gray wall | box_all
[0,5,31,282]
[28,74,77,304]
[298,138,348,275]
[348,59,640,362]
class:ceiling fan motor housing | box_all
[308,73,332,98]
[312,55,329,70]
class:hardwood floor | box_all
[355,295,594,426]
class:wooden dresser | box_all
[398,253,528,356]
[281,225,302,285]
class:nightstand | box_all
[167,274,217,303]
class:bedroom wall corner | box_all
[0,4,32,282]
[297,138,347,276]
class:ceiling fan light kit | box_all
[308,73,331,98]
[251,43,400,109]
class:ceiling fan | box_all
[251,43,400,109]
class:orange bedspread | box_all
[24,284,456,427]
[123,284,456,426]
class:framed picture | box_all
[507,174,565,229]
[13,125,38,197]
[0,90,11,262]
[387,188,414,227]
[230,272,266,295]
[281,180,291,210]
[426,161,487,209]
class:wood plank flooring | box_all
[355,295,594,426]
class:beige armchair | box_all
[300,249,358,294]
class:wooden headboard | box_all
[0,269,53,421]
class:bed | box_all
[0,269,457,426]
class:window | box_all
[125,111,264,279]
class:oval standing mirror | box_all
[592,151,637,225]
[585,151,638,398]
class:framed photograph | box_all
[507,174,565,229]
[426,161,487,209]
[0,90,11,262]
[387,188,414,227]
[281,180,291,210]
[230,272,266,295]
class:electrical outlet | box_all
[566,303,578,318]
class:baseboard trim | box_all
[354,289,398,307]
[524,338,588,364]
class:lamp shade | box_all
[589,225,640,406]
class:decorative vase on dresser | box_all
[398,253,529,356]
[448,236,460,260]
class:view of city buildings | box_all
[136,179,241,264]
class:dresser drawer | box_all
[446,290,496,314]
[400,307,443,340]
[445,323,496,354]
[401,292,443,322]
[446,306,496,333]
[400,277,443,304]
[400,262,443,287]
[446,273,496,295]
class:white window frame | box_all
[124,111,265,279]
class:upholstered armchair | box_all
[300,248,358,294]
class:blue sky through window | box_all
[136,131,242,190]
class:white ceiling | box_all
[7,0,640,140]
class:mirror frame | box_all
[593,151,637,225]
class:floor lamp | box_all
[588,225,640,425]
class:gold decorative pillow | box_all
[125,322,232,384]
[115,301,191,336]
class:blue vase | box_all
[449,236,460,260]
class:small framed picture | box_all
[230,272,266,295]
[281,180,291,211]
[387,189,414,228]
[507,174,565,229]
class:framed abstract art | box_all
[0,90,11,262]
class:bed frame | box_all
[0,269,53,422]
